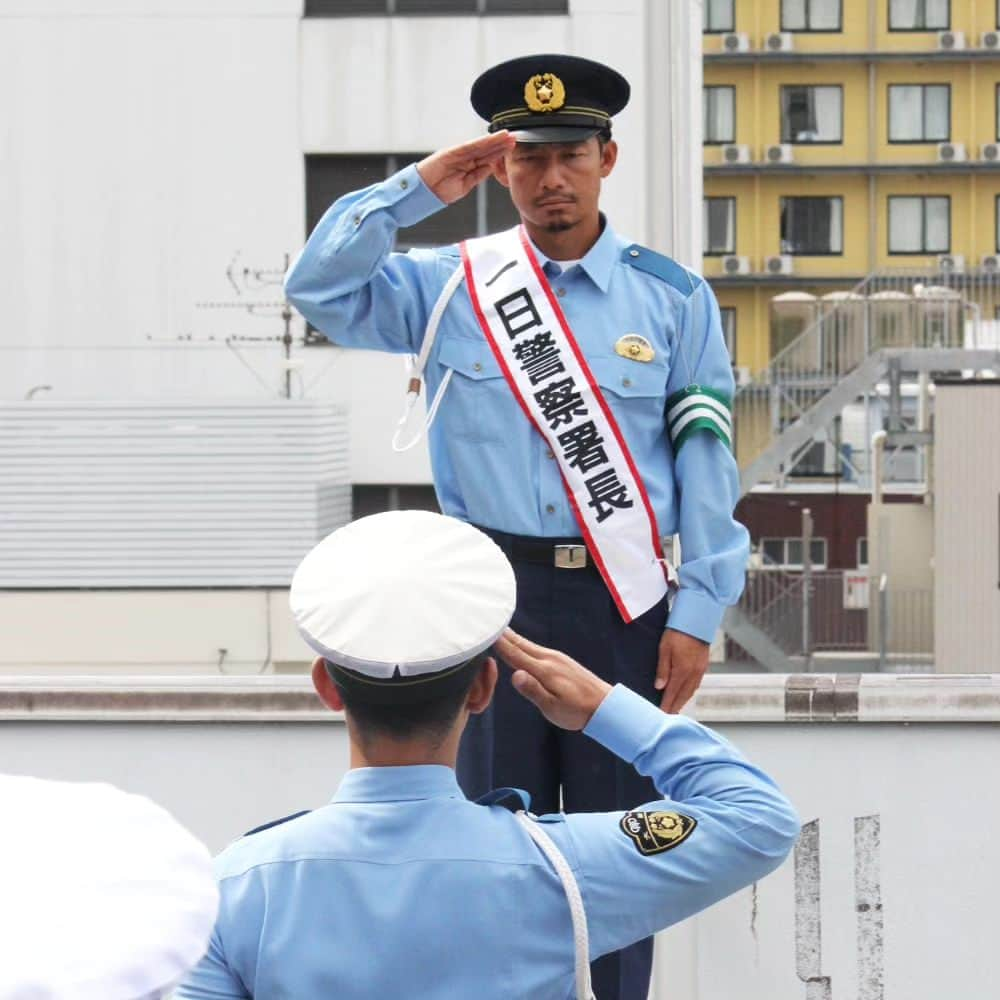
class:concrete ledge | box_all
[0,674,998,723]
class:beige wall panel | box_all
[934,383,1000,672]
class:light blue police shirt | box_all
[177,685,798,1000]
[283,164,749,641]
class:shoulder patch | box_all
[622,245,701,297]
[620,810,697,856]
[243,810,311,838]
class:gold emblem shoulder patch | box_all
[614,334,655,363]
[620,810,697,856]
[524,73,566,113]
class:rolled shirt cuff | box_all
[666,588,726,644]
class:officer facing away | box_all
[177,511,798,1000]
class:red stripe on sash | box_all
[460,237,632,620]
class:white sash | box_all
[461,226,670,623]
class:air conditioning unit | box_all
[721,255,751,276]
[936,254,965,274]
[721,143,752,164]
[937,30,965,51]
[734,365,752,388]
[982,31,1000,50]
[721,32,750,53]
[765,32,794,52]
[937,142,966,162]
[980,143,1000,162]
[980,254,1000,273]
[765,143,795,164]
[765,255,795,276]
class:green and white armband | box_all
[666,384,733,452]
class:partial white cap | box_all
[0,775,219,1000]
[290,511,516,678]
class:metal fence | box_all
[730,568,933,665]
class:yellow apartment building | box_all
[702,0,1000,375]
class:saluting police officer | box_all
[178,511,797,1000]
[285,53,750,999]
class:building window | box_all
[857,537,868,568]
[996,83,1000,140]
[781,0,842,31]
[780,197,844,255]
[996,195,1000,252]
[888,196,950,254]
[888,0,949,30]
[704,197,736,255]
[720,307,737,360]
[305,0,567,14]
[888,85,950,143]
[760,537,828,569]
[781,85,843,143]
[305,153,519,251]
[704,86,736,144]
[704,0,735,32]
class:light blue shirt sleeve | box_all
[666,278,750,641]
[284,162,448,355]
[547,684,799,960]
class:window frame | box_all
[779,196,845,257]
[887,83,951,144]
[780,0,844,33]
[703,0,736,33]
[887,0,950,32]
[857,537,869,569]
[996,82,1000,142]
[887,194,951,255]
[704,196,737,256]
[759,536,829,570]
[703,85,737,145]
[780,83,845,145]
[719,306,737,360]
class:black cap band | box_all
[325,653,487,706]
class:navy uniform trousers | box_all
[457,529,669,1000]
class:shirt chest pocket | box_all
[438,337,510,443]
[587,354,669,405]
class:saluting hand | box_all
[416,132,517,206]
[495,629,612,732]
[655,628,710,714]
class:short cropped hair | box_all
[327,653,487,746]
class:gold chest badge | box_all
[615,334,655,363]
[524,73,566,113]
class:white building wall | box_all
[2,0,703,488]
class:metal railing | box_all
[730,568,933,665]
[733,267,1000,489]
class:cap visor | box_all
[512,126,600,144]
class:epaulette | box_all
[243,810,311,838]
[622,244,702,297]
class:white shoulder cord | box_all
[391,263,466,453]
[516,811,596,1000]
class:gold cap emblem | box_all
[615,334,655,363]
[524,73,566,114]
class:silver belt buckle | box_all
[554,544,587,569]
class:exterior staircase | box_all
[724,268,1000,668]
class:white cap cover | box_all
[290,511,516,678]
[0,775,219,1000]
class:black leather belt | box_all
[476,526,596,572]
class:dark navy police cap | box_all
[471,53,630,144]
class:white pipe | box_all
[871,429,888,508]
